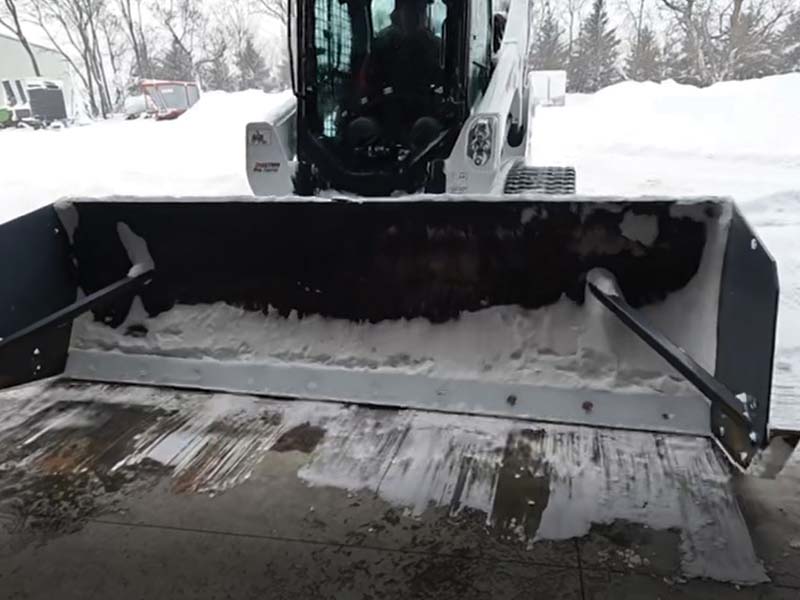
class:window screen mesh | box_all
[315,0,352,136]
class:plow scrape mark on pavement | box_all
[297,408,414,497]
[0,380,67,434]
[527,428,767,584]
[298,409,512,517]
[0,386,324,526]
[297,410,767,584]
[105,394,293,495]
[376,412,509,516]
[0,399,168,534]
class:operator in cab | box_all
[350,0,444,147]
[369,0,443,95]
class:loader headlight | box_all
[467,117,494,167]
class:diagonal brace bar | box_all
[588,282,751,431]
[0,267,154,352]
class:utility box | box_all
[529,70,566,107]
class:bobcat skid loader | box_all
[0,0,792,484]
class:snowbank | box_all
[531,73,800,164]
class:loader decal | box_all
[250,130,271,145]
[254,161,280,173]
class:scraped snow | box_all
[71,299,700,397]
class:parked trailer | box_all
[0,78,67,128]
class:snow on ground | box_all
[0,75,798,427]
[0,89,294,221]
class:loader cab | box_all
[295,0,493,195]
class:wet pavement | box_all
[0,380,798,599]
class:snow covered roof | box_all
[0,31,60,55]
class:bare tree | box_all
[660,0,789,84]
[153,0,202,57]
[720,0,789,79]
[659,0,714,83]
[223,1,252,57]
[0,0,42,75]
[255,0,288,25]
[197,29,232,90]
[119,0,152,78]
[100,9,123,78]
[194,24,227,81]
[153,0,223,79]
[630,0,647,52]
[563,0,588,59]
[32,0,115,116]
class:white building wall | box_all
[0,33,74,116]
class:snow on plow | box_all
[0,196,780,470]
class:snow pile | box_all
[178,88,295,128]
[532,73,800,165]
[0,89,294,224]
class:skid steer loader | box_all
[0,0,791,480]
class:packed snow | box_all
[69,295,702,398]
[0,75,798,427]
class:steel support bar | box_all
[588,282,751,433]
[0,268,154,352]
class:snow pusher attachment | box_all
[0,197,780,469]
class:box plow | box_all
[0,196,788,472]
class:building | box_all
[0,32,74,115]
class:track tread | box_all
[503,161,576,194]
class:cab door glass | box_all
[467,0,491,108]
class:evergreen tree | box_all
[156,38,193,81]
[728,12,780,81]
[203,56,235,91]
[568,0,620,92]
[236,33,269,91]
[529,2,567,70]
[264,52,291,92]
[660,27,705,85]
[626,25,663,82]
